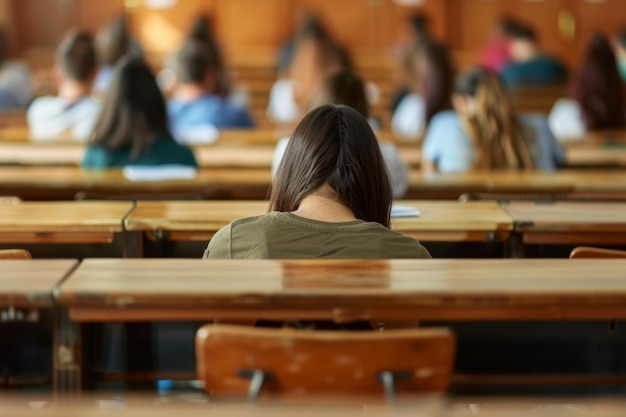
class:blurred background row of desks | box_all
[2,129,626,169]
[1,200,626,257]
[2,166,626,200]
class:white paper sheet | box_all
[391,204,421,218]
[122,165,197,182]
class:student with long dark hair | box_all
[82,55,197,168]
[272,70,410,198]
[422,68,563,173]
[205,104,429,259]
[549,33,625,139]
[391,38,454,139]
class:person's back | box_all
[422,68,563,173]
[207,104,429,260]
[500,25,567,87]
[501,56,567,87]
[167,40,253,144]
[204,212,428,259]
[82,137,197,168]
[82,55,197,169]
[28,30,101,142]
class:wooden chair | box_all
[196,325,455,402]
[0,249,32,259]
[569,246,626,259]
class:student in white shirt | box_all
[27,30,100,142]
[273,70,410,198]
[549,34,625,140]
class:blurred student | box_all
[273,70,410,198]
[390,14,431,113]
[206,104,430,259]
[94,15,140,96]
[478,16,521,72]
[391,38,454,140]
[167,40,254,144]
[27,30,100,141]
[549,34,625,140]
[0,26,32,109]
[267,14,351,124]
[422,68,564,173]
[500,25,567,87]
[82,56,197,168]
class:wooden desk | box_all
[0,259,77,311]
[54,258,626,394]
[0,166,272,200]
[504,202,626,253]
[0,201,133,245]
[124,200,512,256]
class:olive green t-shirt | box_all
[203,212,430,259]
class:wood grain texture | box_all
[58,258,626,321]
[0,201,133,233]
[0,260,77,307]
[505,202,626,233]
[570,247,626,259]
[196,324,455,399]
[0,249,32,259]
[125,200,512,242]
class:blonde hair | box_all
[457,69,535,170]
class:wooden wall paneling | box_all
[569,0,625,62]
[126,0,216,67]
[293,0,376,52]
[13,0,77,51]
[215,0,295,66]
[74,0,125,35]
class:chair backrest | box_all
[569,246,626,259]
[196,325,455,401]
[0,249,32,259]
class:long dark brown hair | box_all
[418,39,455,123]
[270,104,392,227]
[88,55,173,155]
[572,33,625,131]
[455,68,535,170]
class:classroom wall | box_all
[6,0,626,70]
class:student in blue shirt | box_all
[500,25,567,87]
[422,68,564,173]
[167,40,254,144]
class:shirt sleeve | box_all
[203,223,232,259]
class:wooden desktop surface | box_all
[2,166,626,201]
[0,166,272,200]
[505,201,626,245]
[1,129,625,169]
[0,259,78,308]
[59,258,626,322]
[0,201,133,243]
[125,200,513,242]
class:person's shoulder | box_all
[428,110,463,133]
[28,96,62,114]
[430,109,459,123]
[155,137,198,166]
[365,222,431,258]
[82,145,111,169]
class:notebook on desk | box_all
[122,165,197,182]
[391,204,421,218]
